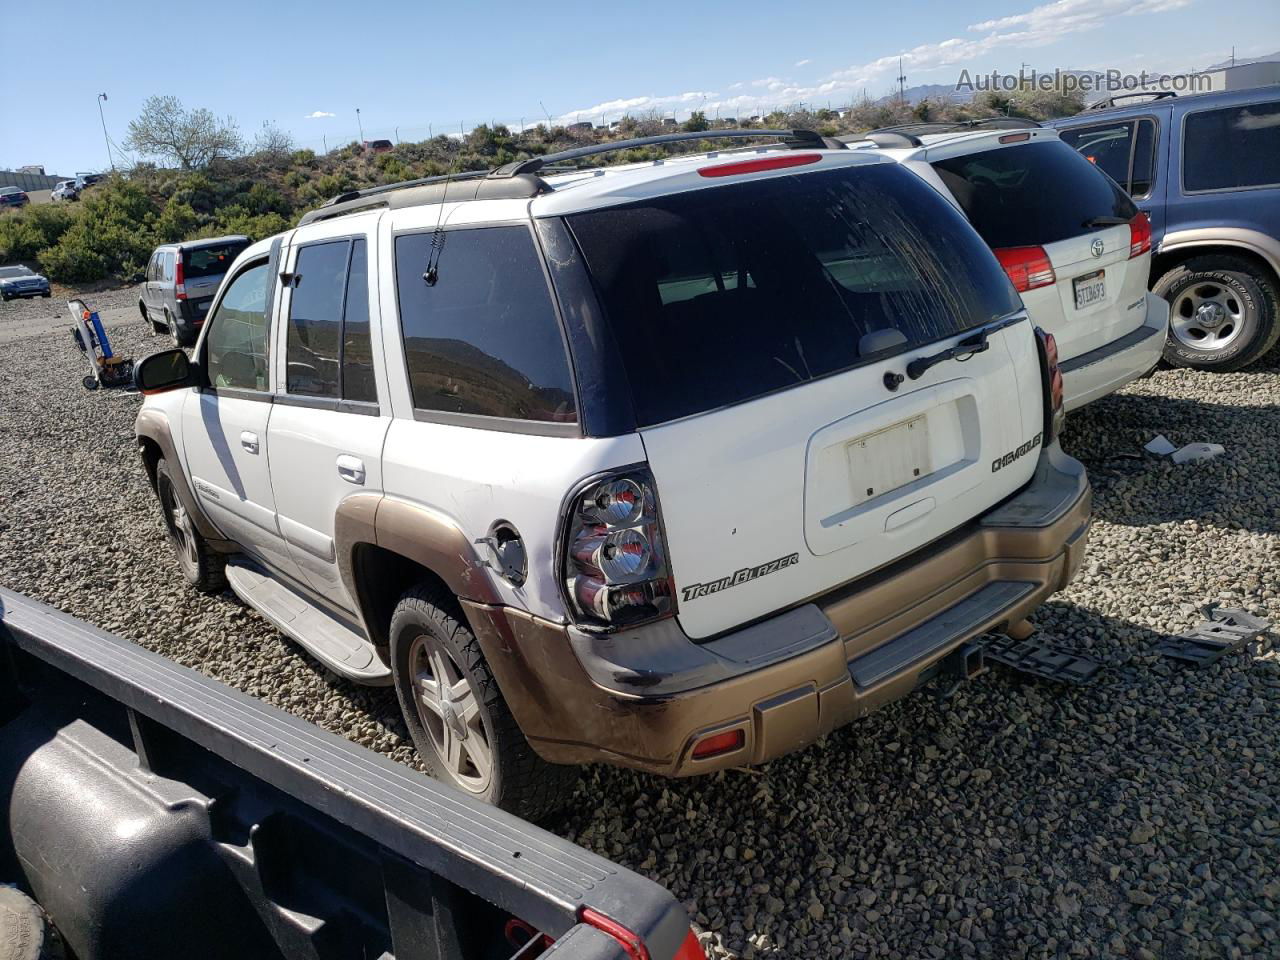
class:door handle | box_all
[337,455,366,485]
[240,431,259,454]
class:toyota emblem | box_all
[1091,238,1105,258]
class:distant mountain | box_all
[1205,51,1280,70]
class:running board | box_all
[225,560,391,685]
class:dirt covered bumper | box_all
[464,442,1091,776]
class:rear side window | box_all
[162,252,174,282]
[184,241,248,279]
[1058,118,1157,197]
[1183,101,1280,192]
[286,238,377,403]
[394,226,577,424]
[931,139,1138,248]
[566,163,1021,427]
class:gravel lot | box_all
[1,318,1277,960]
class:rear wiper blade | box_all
[905,315,1023,381]
[1082,215,1130,227]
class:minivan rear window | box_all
[931,139,1138,249]
[184,241,250,278]
[565,162,1020,427]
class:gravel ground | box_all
[0,282,142,344]
[1,320,1277,960]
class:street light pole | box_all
[356,107,364,142]
[97,93,114,171]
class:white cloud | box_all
[304,110,335,119]
[794,58,812,67]
[552,0,1198,121]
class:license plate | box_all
[1073,270,1106,310]
[846,415,931,506]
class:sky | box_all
[2,0,1276,176]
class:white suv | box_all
[845,122,1170,410]
[134,131,1091,817]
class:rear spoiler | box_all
[0,588,700,960]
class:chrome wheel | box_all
[1170,282,1245,352]
[408,635,492,792]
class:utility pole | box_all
[395,126,400,143]
[356,107,364,142]
[96,93,114,171]
[897,57,907,105]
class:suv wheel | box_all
[1154,254,1280,371]
[164,309,193,348]
[155,457,226,593]
[389,584,576,820]
[140,301,161,336]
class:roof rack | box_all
[1086,90,1179,111]
[298,128,843,226]
[490,128,844,177]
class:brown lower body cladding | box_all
[464,447,1091,778]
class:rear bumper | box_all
[465,442,1091,776]
[177,298,213,325]
[1060,292,1168,411]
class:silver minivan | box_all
[140,236,250,346]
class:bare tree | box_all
[251,122,295,166]
[124,95,243,169]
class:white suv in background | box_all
[846,123,1169,410]
[133,131,1091,817]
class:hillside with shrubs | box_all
[1,86,1084,285]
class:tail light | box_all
[174,257,187,300]
[994,246,1056,293]
[562,467,675,629]
[1128,211,1152,259]
[1035,327,1066,442]
[580,909,708,960]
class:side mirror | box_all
[135,349,197,394]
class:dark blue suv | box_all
[1048,86,1280,371]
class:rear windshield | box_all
[183,242,249,279]
[931,139,1137,249]
[565,162,1020,427]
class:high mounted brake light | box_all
[562,467,676,630]
[1128,211,1152,259]
[698,153,821,177]
[998,132,1031,143]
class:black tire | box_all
[139,301,161,337]
[389,583,576,820]
[0,886,50,960]
[155,457,226,593]
[40,291,50,298]
[1154,254,1280,371]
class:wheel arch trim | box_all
[1158,228,1280,280]
[135,408,234,549]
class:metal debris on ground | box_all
[1143,434,1225,464]
[1154,606,1271,667]
[1145,434,1177,456]
[978,634,1104,685]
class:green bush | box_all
[212,207,289,241]
[37,179,159,282]
[0,204,77,261]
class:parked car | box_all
[1048,87,1280,371]
[139,236,251,346]
[362,139,393,153]
[0,187,29,209]
[51,179,80,201]
[0,265,51,300]
[133,135,1090,817]
[844,122,1168,410]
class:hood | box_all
[0,273,48,286]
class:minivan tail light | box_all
[1128,211,1152,259]
[698,153,821,178]
[174,256,186,300]
[562,467,675,630]
[994,246,1056,293]
[1035,327,1066,442]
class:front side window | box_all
[204,260,271,391]
[566,163,1021,427]
[394,226,577,424]
[1184,101,1280,192]
[932,139,1138,249]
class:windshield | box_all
[183,241,249,279]
[0,267,33,278]
[931,139,1138,248]
[565,162,1020,427]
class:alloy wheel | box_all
[408,634,493,792]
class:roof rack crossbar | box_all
[1086,90,1179,111]
[489,128,843,178]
